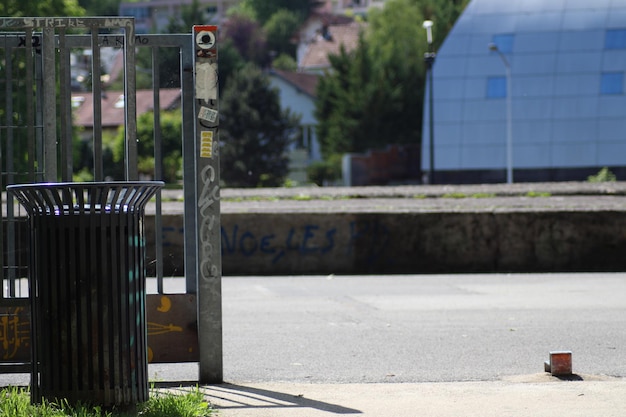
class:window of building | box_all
[71,96,85,109]
[605,29,626,49]
[114,94,125,108]
[486,76,507,98]
[600,72,624,94]
[491,33,515,53]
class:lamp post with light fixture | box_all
[488,42,513,184]
[423,20,436,184]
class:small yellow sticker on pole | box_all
[200,131,213,158]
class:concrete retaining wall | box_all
[150,210,626,276]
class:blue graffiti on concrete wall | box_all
[221,220,391,265]
[221,224,336,264]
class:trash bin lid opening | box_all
[7,181,164,216]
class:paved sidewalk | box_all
[3,370,625,416]
[194,374,626,417]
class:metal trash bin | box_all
[8,181,163,407]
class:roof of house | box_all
[314,0,383,16]
[72,88,181,128]
[300,20,365,71]
[270,69,320,98]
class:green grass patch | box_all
[141,388,212,417]
[587,167,616,182]
[525,191,551,197]
[291,193,312,201]
[222,196,244,202]
[222,196,279,202]
[442,192,467,199]
[0,386,214,417]
[470,193,497,198]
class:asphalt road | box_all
[215,273,626,384]
[2,273,625,387]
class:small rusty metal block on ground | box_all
[544,351,572,376]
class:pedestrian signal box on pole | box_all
[192,25,223,384]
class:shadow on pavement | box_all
[555,373,584,381]
[153,382,362,414]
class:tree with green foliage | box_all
[0,0,86,184]
[271,53,297,71]
[365,0,426,139]
[130,0,207,89]
[0,0,84,16]
[166,0,205,33]
[264,9,301,58]
[220,63,300,187]
[126,0,243,90]
[221,13,269,67]
[315,37,370,157]
[217,39,247,93]
[110,110,184,183]
[77,0,120,16]
[307,154,342,186]
[315,0,425,158]
[419,0,470,50]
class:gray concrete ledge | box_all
[157,182,626,215]
[149,182,626,276]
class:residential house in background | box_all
[119,0,240,33]
[298,20,365,74]
[119,0,385,34]
[72,88,181,180]
[114,0,389,184]
[268,69,320,183]
[72,89,181,138]
[317,0,387,16]
[292,8,421,186]
[270,12,365,183]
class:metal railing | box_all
[0,18,199,303]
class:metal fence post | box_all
[192,25,223,383]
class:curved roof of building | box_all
[423,0,626,181]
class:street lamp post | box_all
[423,20,436,184]
[488,43,513,184]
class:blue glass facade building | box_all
[422,0,626,183]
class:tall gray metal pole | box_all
[123,19,138,181]
[425,55,435,184]
[489,43,513,184]
[193,25,223,384]
[423,21,436,184]
[505,64,513,184]
[42,27,58,182]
